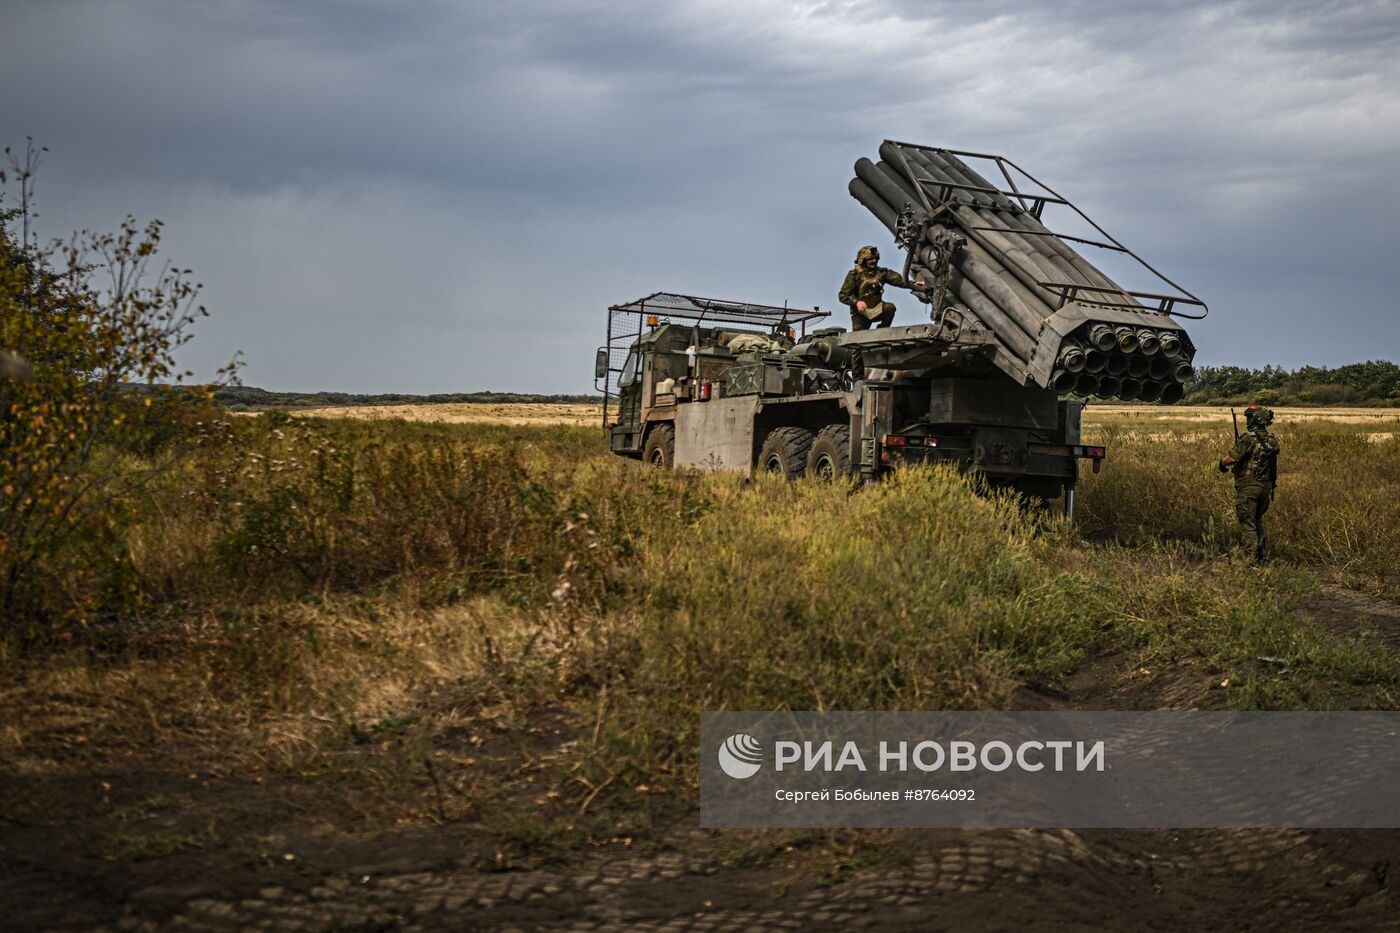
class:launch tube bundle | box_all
[848,142,1205,403]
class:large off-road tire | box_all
[806,424,852,480]
[643,423,675,467]
[757,426,814,479]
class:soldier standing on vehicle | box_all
[839,245,922,375]
[1217,405,1280,561]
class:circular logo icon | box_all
[718,733,763,779]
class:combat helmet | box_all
[855,245,880,266]
[1245,405,1274,430]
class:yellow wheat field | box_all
[296,402,600,426]
[1084,404,1400,425]
[295,401,1397,437]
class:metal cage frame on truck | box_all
[594,291,829,430]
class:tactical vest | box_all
[1236,430,1279,483]
[852,267,891,306]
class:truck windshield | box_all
[618,348,640,388]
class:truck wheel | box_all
[643,424,675,467]
[806,424,851,480]
[758,426,814,479]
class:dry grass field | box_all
[1085,404,1400,443]
[299,399,1400,436]
[1089,404,1400,424]
[297,401,599,426]
[4,401,1399,929]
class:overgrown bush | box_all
[0,142,232,634]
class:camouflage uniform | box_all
[1219,406,1280,560]
[839,246,911,374]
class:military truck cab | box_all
[597,295,831,466]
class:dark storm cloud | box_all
[2,0,1397,391]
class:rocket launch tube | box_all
[892,150,1074,309]
[936,150,1124,293]
[1087,325,1118,352]
[931,148,1131,299]
[853,160,1043,354]
[941,267,1038,361]
[911,147,1101,288]
[848,178,899,232]
[1058,346,1086,373]
[1051,369,1079,392]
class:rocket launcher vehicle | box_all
[848,141,1205,403]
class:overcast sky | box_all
[2,0,1398,393]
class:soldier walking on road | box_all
[839,245,922,375]
[1218,405,1280,561]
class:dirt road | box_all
[11,823,1391,931]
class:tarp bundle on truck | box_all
[848,141,1204,403]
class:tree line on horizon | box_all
[1179,360,1400,407]
[210,385,597,410]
